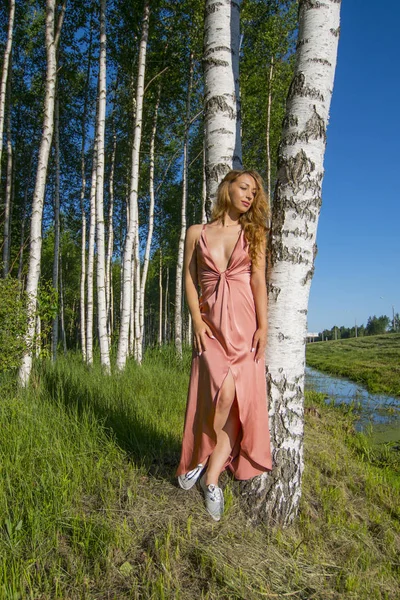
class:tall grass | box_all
[0,348,399,599]
[306,333,400,396]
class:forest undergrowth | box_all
[0,347,399,599]
[306,333,400,397]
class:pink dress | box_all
[176,225,272,480]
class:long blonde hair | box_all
[211,169,270,264]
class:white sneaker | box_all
[178,464,204,490]
[200,475,224,521]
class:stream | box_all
[305,366,400,444]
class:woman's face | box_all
[228,174,257,214]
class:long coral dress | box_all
[176,224,272,480]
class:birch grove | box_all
[240,0,342,525]
[2,0,303,385]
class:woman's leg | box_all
[205,370,240,486]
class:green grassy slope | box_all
[306,333,400,396]
[0,349,399,599]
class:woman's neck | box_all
[222,210,241,227]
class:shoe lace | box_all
[207,484,223,503]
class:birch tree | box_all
[95,0,111,372]
[0,0,15,193]
[2,74,13,277]
[139,83,161,355]
[116,0,150,371]
[86,135,97,366]
[203,0,242,214]
[175,51,194,357]
[51,93,60,361]
[19,0,66,386]
[241,0,341,525]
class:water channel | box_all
[305,366,400,444]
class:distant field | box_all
[306,333,400,397]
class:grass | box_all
[0,347,399,599]
[306,333,400,397]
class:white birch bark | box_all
[164,267,169,343]
[19,0,65,385]
[201,140,207,224]
[95,0,111,373]
[116,0,150,370]
[51,93,60,361]
[139,83,161,356]
[2,74,13,277]
[175,52,194,357]
[203,0,242,216]
[240,0,341,525]
[59,253,67,354]
[266,56,274,199]
[106,128,116,343]
[0,0,15,189]
[158,248,163,346]
[86,135,97,366]
[79,21,93,363]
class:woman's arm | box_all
[184,225,214,354]
[250,241,268,362]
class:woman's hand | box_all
[193,317,215,355]
[252,327,267,362]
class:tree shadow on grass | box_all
[38,362,182,484]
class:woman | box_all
[176,170,272,521]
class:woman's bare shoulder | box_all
[186,224,203,245]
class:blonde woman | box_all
[176,170,272,521]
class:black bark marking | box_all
[204,45,232,56]
[204,1,226,17]
[280,149,315,194]
[305,105,326,142]
[307,57,332,66]
[283,113,298,129]
[203,57,230,70]
[267,283,281,301]
[205,162,231,184]
[205,95,235,119]
[330,26,340,37]
[287,72,324,102]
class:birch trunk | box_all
[95,0,111,373]
[51,93,60,361]
[203,0,242,215]
[2,73,13,277]
[19,0,65,385]
[79,20,93,363]
[86,135,97,366]
[139,83,161,356]
[164,267,169,343]
[106,128,116,343]
[240,0,341,525]
[175,52,194,357]
[201,141,207,224]
[60,253,67,354]
[158,249,162,346]
[0,0,15,188]
[116,0,150,370]
[266,56,274,199]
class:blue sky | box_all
[307,0,400,332]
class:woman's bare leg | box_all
[205,370,240,486]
